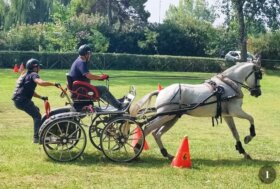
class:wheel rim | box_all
[101,117,144,162]
[42,119,87,162]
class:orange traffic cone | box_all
[158,83,164,91]
[171,136,192,168]
[132,127,149,150]
[19,63,25,73]
[13,64,19,73]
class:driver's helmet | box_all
[78,44,92,56]
[26,58,40,71]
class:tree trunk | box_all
[107,0,112,27]
[233,0,247,62]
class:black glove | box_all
[41,96,48,101]
[54,83,61,88]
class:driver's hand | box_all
[54,83,61,88]
[100,74,109,80]
[41,96,48,101]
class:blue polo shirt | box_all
[69,57,90,82]
[12,72,40,100]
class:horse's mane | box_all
[221,62,253,76]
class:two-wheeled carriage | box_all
[38,79,147,163]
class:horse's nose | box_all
[251,88,261,97]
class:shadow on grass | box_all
[43,151,279,169]
[191,158,280,169]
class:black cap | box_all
[26,58,42,71]
[78,44,92,56]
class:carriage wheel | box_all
[100,117,144,162]
[88,115,109,151]
[42,119,87,162]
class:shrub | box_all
[250,30,280,68]
[0,51,223,72]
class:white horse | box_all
[131,61,262,160]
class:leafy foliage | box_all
[4,0,53,29]
[163,1,220,56]
[251,30,280,59]
[65,13,109,52]
[166,0,216,24]
[0,0,279,60]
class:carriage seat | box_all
[71,81,100,101]
[66,74,100,111]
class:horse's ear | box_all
[254,53,262,67]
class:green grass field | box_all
[0,68,279,189]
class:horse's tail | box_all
[130,90,159,117]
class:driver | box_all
[68,44,127,110]
[12,58,60,143]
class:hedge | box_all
[0,51,76,69]
[0,51,225,72]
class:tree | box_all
[231,0,247,61]
[220,0,280,60]
[166,0,216,24]
[244,0,280,31]
[4,0,53,29]
[72,0,150,31]
[161,0,219,56]
[0,0,7,28]
[138,27,159,54]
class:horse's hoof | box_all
[244,154,252,160]
[168,155,174,161]
[244,135,252,144]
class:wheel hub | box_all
[117,135,127,145]
[60,136,68,145]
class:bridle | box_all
[232,65,262,94]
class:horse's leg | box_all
[230,108,255,144]
[134,115,175,153]
[223,116,252,160]
[152,116,179,160]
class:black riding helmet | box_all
[78,44,92,56]
[26,58,41,71]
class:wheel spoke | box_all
[68,128,80,138]
[56,123,63,135]
[48,131,60,138]
[66,144,73,160]
[70,137,84,141]
[59,145,64,160]
[124,141,135,149]
[66,122,70,136]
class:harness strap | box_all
[206,80,225,126]
[216,75,243,98]
[170,84,180,102]
[179,84,182,109]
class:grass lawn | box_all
[0,68,279,189]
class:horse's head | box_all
[244,62,262,97]
[222,59,263,97]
